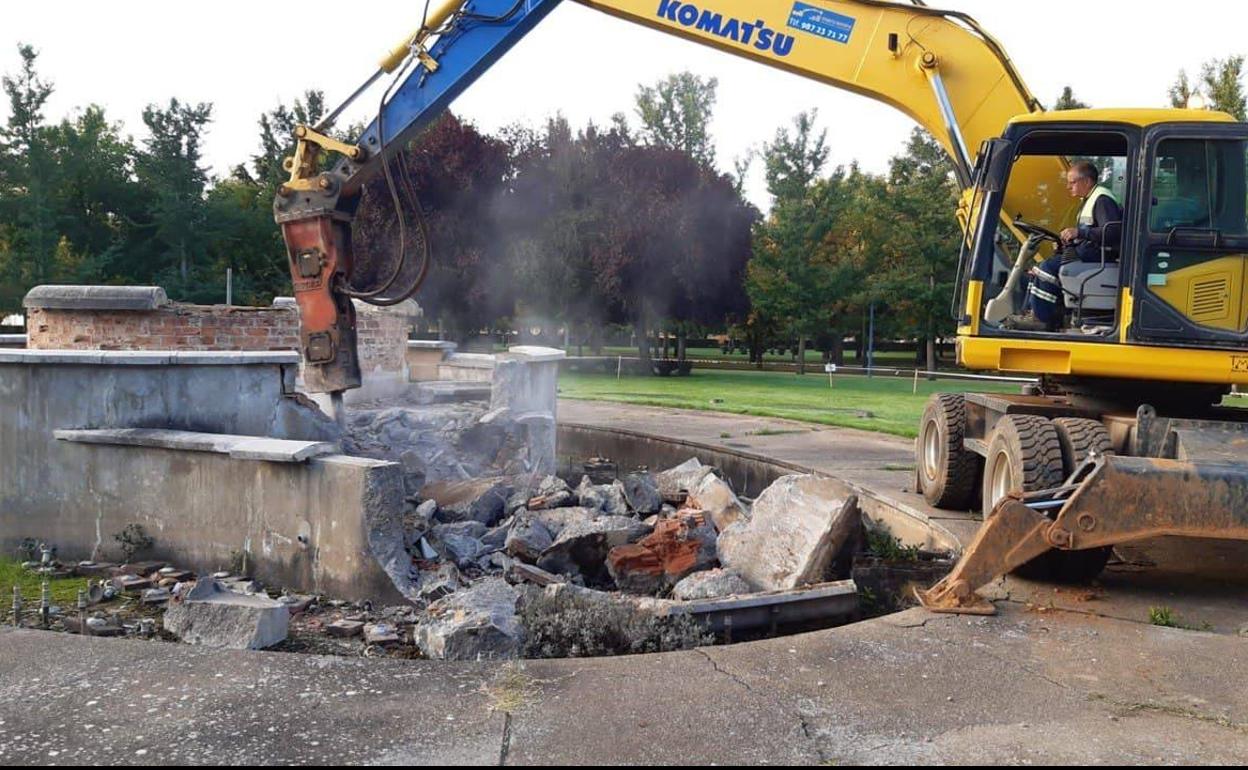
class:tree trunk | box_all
[832,333,844,366]
[677,329,687,363]
[796,334,807,375]
[635,318,651,368]
[563,324,570,351]
[926,336,937,380]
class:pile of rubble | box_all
[399,457,865,660]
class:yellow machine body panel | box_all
[959,335,1248,386]
[1148,255,1248,333]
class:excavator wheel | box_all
[916,393,980,509]
[1052,417,1114,468]
[980,414,1064,516]
[982,414,1108,583]
[1010,418,1114,584]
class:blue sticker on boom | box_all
[787,2,855,44]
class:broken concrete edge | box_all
[0,350,300,366]
[272,296,421,318]
[54,428,339,464]
[557,421,963,555]
[23,284,169,311]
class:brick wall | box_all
[26,305,301,352]
[26,300,415,376]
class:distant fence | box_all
[559,355,1037,390]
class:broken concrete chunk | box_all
[526,475,575,510]
[688,473,748,532]
[481,519,513,551]
[505,514,554,564]
[605,511,718,595]
[415,562,462,602]
[422,477,513,526]
[416,578,524,661]
[327,619,365,638]
[508,562,565,587]
[433,520,488,540]
[432,531,484,569]
[576,476,630,515]
[162,579,288,650]
[671,569,752,601]
[622,471,663,515]
[655,458,715,503]
[537,516,653,585]
[364,622,401,645]
[717,475,860,592]
[532,506,598,538]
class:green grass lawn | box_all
[558,368,1019,438]
[0,557,91,608]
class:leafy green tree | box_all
[863,128,960,373]
[1053,86,1089,110]
[747,110,836,373]
[1201,56,1246,120]
[0,44,58,309]
[1169,57,1246,119]
[134,98,214,297]
[634,72,718,169]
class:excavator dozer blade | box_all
[917,454,1248,615]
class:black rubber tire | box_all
[1052,417,1114,471]
[980,414,1065,516]
[916,394,979,510]
[980,414,1108,583]
[1013,418,1114,584]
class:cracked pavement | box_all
[3,600,1248,764]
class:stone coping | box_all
[0,350,300,366]
[54,428,339,463]
[273,296,422,317]
[443,352,496,368]
[0,334,27,344]
[23,285,168,311]
[501,345,566,363]
[407,340,458,351]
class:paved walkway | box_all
[3,602,1247,764]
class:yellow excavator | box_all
[274,0,1248,614]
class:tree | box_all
[133,98,214,297]
[1053,86,1089,110]
[634,72,718,169]
[354,112,513,342]
[747,110,834,374]
[1201,56,1246,120]
[1168,70,1197,109]
[1169,57,1247,119]
[864,128,961,374]
[0,44,58,308]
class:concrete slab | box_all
[54,429,339,463]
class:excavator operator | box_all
[1006,160,1123,331]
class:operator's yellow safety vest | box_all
[1078,185,1119,227]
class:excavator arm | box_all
[276,0,1057,393]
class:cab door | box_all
[1130,123,1248,348]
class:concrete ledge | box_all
[54,428,339,463]
[408,340,458,352]
[0,349,300,366]
[501,345,566,363]
[444,352,496,369]
[23,284,168,311]
[0,333,26,347]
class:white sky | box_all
[4,1,1244,211]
